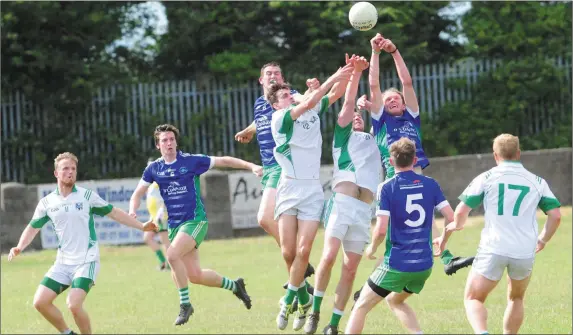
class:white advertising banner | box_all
[37,178,149,249]
[227,166,335,229]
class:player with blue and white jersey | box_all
[8,152,157,335]
[129,124,263,327]
[351,34,473,300]
[345,137,455,335]
[234,62,319,300]
[435,134,562,335]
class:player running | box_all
[144,158,171,271]
[129,124,262,326]
[352,34,473,303]
[268,61,353,331]
[435,133,562,335]
[345,138,455,334]
[234,62,319,291]
[304,54,381,335]
[8,152,157,335]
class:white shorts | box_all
[323,193,372,255]
[275,178,324,221]
[472,250,534,281]
[45,261,100,287]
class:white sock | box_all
[414,331,423,334]
[61,329,71,335]
[314,290,325,297]
[333,307,344,316]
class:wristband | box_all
[390,48,398,54]
[538,238,547,245]
[372,49,381,55]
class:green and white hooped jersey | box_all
[271,96,329,180]
[30,186,113,265]
[459,161,561,259]
[332,123,382,194]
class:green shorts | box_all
[261,164,282,190]
[157,219,167,232]
[168,220,209,248]
[369,263,432,294]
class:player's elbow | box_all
[548,209,562,225]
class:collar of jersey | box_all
[499,160,522,166]
[54,185,78,195]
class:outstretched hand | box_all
[252,165,263,177]
[8,247,21,262]
[142,220,159,232]
[377,37,397,54]
[234,128,254,144]
[356,94,373,112]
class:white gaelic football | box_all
[348,2,378,31]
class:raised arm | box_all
[338,55,369,127]
[234,121,257,144]
[380,37,419,112]
[368,33,384,113]
[213,156,262,177]
[289,63,354,120]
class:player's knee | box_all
[66,299,83,315]
[143,232,154,243]
[257,212,274,230]
[33,297,50,311]
[321,251,337,269]
[508,290,526,302]
[281,247,295,264]
[165,248,180,264]
[341,262,358,282]
[187,269,202,284]
[296,244,312,261]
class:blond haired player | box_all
[435,134,562,335]
[144,159,171,271]
[8,152,157,335]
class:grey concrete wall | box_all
[424,148,572,215]
[1,148,571,253]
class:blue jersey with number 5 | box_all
[376,170,449,272]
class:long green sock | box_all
[330,308,343,327]
[179,287,190,305]
[155,249,166,264]
[313,290,324,313]
[221,277,236,292]
[441,249,454,265]
[297,281,310,305]
[284,283,299,305]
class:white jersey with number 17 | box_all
[459,161,561,259]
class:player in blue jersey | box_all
[351,35,473,305]
[234,62,318,295]
[129,124,263,327]
[345,137,455,334]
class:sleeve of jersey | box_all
[333,122,352,148]
[376,183,391,217]
[433,181,449,210]
[458,173,486,209]
[538,179,561,213]
[29,201,51,228]
[141,164,154,185]
[405,106,420,118]
[370,106,385,134]
[189,154,214,175]
[318,96,330,114]
[276,108,294,134]
[88,190,114,216]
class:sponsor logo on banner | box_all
[227,166,334,229]
[37,178,148,249]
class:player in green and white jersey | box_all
[304,55,381,335]
[268,63,354,331]
[8,152,157,335]
[435,134,562,335]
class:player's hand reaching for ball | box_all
[252,165,263,177]
[142,220,159,232]
[306,78,320,92]
[356,94,373,112]
[378,38,397,54]
[353,56,369,72]
[8,247,21,261]
[370,33,383,52]
[331,63,354,83]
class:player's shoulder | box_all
[179,152,212,163]
[74,186,98,200]
[377,175,397,191]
